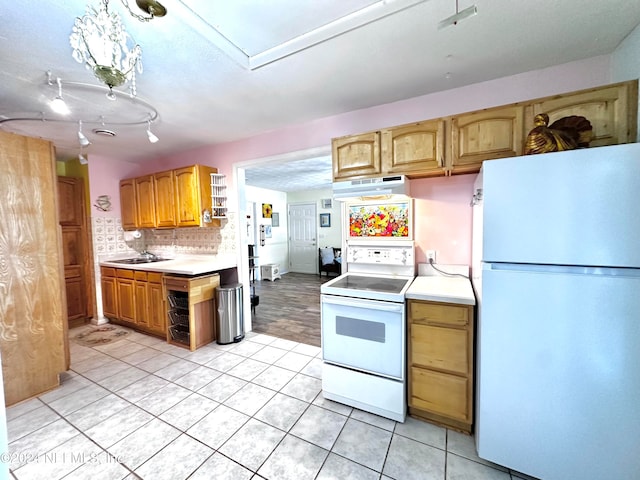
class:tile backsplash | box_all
[91,212,237,258]
[92,216,140,256]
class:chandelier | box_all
[69,0,149,96]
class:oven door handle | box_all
[322,294,404,312]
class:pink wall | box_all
[203,55,611,165]
[411,174,476,265]
[88,155,142,215]
[88,55,612,264]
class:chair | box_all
[319,247,342,277]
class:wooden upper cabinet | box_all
[153,170,176,228]
[174,165,218,227]
[120,165,219,230]
[175,166,201,227]
[381,120,445,177]
[450,105,525,173]
[120,178,137,230]
[135,175,156,228]
[331,81,638,181]
[332,132,382,181]
[525,81,638,147]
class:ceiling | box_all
[1,0,639,192]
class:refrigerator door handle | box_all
[484,262,640,278]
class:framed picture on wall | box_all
[348,201,412,238]
[320,213,331,227]
[262,203,272,218]
[321,198,333,209]
[272,212,280,227]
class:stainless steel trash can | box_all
[216,283,245,345]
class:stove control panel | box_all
[347,243,414,266]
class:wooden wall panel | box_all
[0,131,67,406]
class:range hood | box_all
[333,175,411,200]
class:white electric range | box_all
[320,240,415,422]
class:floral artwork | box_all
[349,202,410,237]
[262,203,272,218]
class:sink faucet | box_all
[139,250,157,260]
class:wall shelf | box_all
[210,173,227,219]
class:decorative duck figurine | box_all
[525,113,592,155]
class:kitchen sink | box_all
[110,257,170,264]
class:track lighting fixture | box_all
[146,119,159,143]
[0,71,160,156]
[78,120,91,147]
[438,1,477,29]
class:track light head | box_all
[146,120,159,143]
[78,120,91,147]
[50,77,70,115]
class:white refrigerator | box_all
[474,143,640,480]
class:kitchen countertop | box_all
[405,263,476,305]
[99,254,237,276]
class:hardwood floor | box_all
[249,272,337,347]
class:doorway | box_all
[288,202,317,274]
[234,146,332,339]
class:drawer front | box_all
[164,277,189,291]
[116,268,134,279]
[148,272,163,283]
[410,301,469,326]
[411,324,468,375]
[101,266,116,277]
[134,270,148,281]
[410,366,469,421]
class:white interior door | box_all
[289,203,317,273]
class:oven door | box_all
[321,294,405,380]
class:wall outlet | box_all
[427,250,437,263]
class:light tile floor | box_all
[6,329,538,480]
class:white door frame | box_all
[233,145,331,330]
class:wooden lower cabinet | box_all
[408,299,475,433]
[410,367,470,421]
[164,273,220,351]
[100,267,118,318]
[116,269,136,324]
[100,266,165,336]
[148,275,166,335]
[134,271,149,328]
